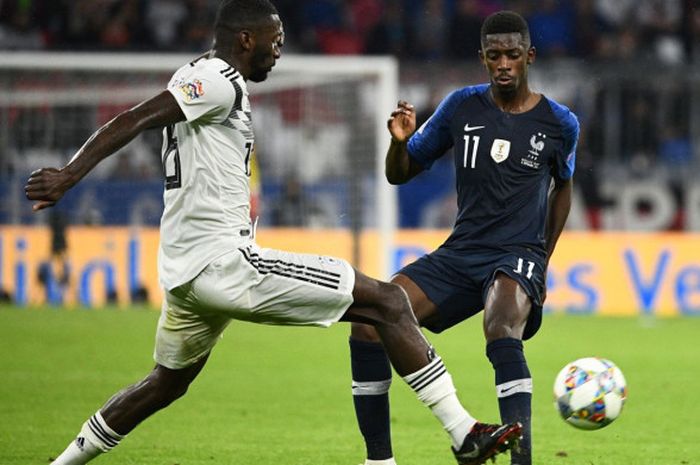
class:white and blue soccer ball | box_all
[553,357,627,430]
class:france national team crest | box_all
[529,132,546,157]
[490,139,511,163]
[178,79,205,102]
[522,132,547,169]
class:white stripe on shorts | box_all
[239,246,342,290]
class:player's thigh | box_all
[481,250,546,340]
[484,272,532,320]
[195,245,355,327]
[154,287,231,370]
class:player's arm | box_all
[544,176,572,266]
[385,100,424,185]
[546,104,578,268]
[25,91,186,211]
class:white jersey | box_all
[158,57,255,290]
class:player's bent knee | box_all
[378,282,413,324]
[483,315,525,341]
[348,279,413,327]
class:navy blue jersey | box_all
[408,84,579,253]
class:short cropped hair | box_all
[215,0,278,37]
[480,10,530,46]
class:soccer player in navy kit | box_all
[350,11,578,465]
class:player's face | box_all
[480,33,534,94]
[248,15,284,83]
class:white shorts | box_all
[154,242,356,369]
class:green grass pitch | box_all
[1,307,698,465]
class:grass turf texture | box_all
[0,307,698,465]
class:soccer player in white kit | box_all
[25,1,521,464]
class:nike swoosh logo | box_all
[491,425,509,437]
[464,123,485,132]
[499,385,519,395]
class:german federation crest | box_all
[490,139,511,163]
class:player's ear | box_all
[238,29,255,52]
[526,46,536,64]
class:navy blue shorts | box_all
[399,245,546,340]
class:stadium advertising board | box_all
[0,227,699,316]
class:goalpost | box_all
[0,52,399,279]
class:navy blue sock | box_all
[486,338,532,465]
[350,338,393,460]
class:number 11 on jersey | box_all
[463,135,480,169]
[514,258,535,279]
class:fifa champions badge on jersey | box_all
[490,138,511,163]
[178,79,205,102]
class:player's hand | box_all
[24,167,72,212]
[387,100,416,143]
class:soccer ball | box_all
[553,357,627,430]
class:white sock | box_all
[364,459,397,465]
[403,356,477,448]
[52,412,124,465]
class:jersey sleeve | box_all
[167,66,233,124]
[550,100,579,180]
[407,89,464,170]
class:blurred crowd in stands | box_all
[0,0,697,63]
[1,0,699,231]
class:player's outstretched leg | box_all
[345,271,521,464]
[51,356,208,465]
